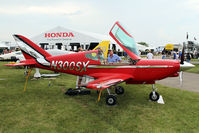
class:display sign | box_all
[45,32,74,38]
[165,44,173,50]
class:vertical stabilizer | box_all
[93,41,109,59]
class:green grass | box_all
[191,59,199,62]
[1,62,199,133]
[185,64,199,74]
[140,55,147,58]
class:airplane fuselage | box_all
[34,51,180,84]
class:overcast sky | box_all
[0,0,199,46]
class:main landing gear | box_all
[149,84,160,101]
[105,86,124,106]
[106,88,117,106]
[115,86,124,95]
[65,88,91,96]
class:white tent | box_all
[136,43,147,51]
[31,26,105,44]
[31,26,144,52]
[0,42,8,48]
[31,26,122,51]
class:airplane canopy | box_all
[110,21,140,60]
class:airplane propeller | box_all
[180,44,185,65]
[179,44,185,86]
[179,71,183,87]
[179,44,195,87]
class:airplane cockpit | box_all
[84,50,106,64]
[84,21,141,65]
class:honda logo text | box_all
[45,32,74,38]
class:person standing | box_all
[76,47,83,89]
[186,53,191,62]
[176,53,179,60]
[162,52,166,59]
[147,50,153,59]
[173,51,177,59]
[179,50,182,59]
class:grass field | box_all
[1,62,199,133]
[191,59,199,62]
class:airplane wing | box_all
[4,60,36,67]
[81,74,132,90]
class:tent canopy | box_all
[0,43,8,48]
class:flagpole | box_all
[186,32,188,53]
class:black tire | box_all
[149,91,160,101]
[65,88,78,96]
[79,89,91,95]
[106,95,117,106]
[11,56,17,61]
[115,86,124,95]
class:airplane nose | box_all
[180,61,195,71]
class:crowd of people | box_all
[0,48,20,55]
[0,48,10,55]
[161,51,192,62]
[146,50,193,62]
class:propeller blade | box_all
[179,71,183,87]
[180,61,195,71]
[180,44,185,64]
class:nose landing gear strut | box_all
[149,84,160,101]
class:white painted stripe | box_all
[87,65,174,69]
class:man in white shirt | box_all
[147,50,153,59]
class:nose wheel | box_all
[149,91,160,101]
[149,84,160,101]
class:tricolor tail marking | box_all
[93,41,109,59]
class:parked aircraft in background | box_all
[0,51,24,61]
[5,21,194,105]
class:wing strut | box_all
[24,68,32,92]
[97,89,103,102]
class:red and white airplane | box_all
[5,21,194,105]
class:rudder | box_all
[13,35,51,60]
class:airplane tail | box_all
[109,21,140,60]
[6,35,52,67]
[93,41,109,59]
[13,35,51,60]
